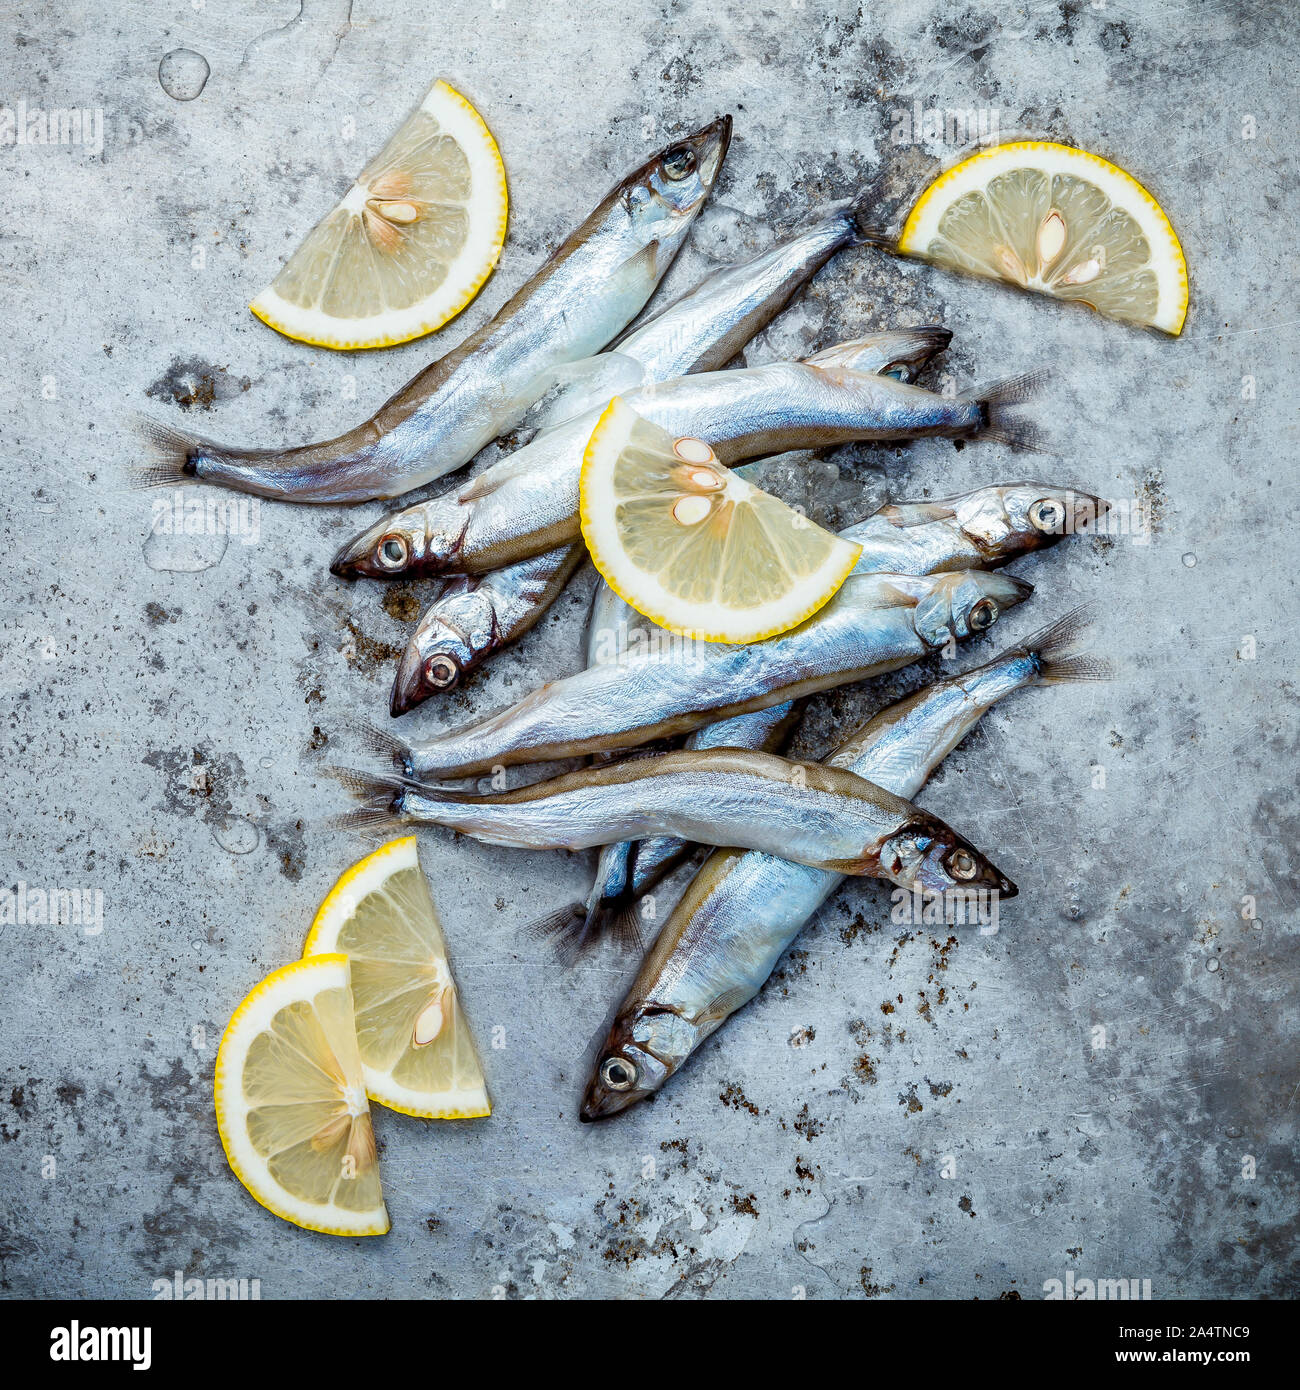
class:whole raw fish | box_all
[361,567,1032,780]
[331,748,1017,894]
[133,118,732,503]
[580,608,1107,1120]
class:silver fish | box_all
[332,748,1017,895]
[580,608,1108,1120]
[329,353,1037,579]
[363,568,1032,780]
[133,118,732,504]
[559,482,1105,953]
[391,324,953,711]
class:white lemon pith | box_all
[214,955,390,1236]
[250,80,508,350]
[580,399,862,644]
[899,141,1187,334]
[304,837,490,1120]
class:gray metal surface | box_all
[1,0,1295,1299]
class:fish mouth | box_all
[689,114,732,188]
[578,1082,638,1123]
[1071,490,1111,532]
[390,645,428,718]
[329,534,370,579]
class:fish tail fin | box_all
[128,414,209,489]
[525,895,645,965]
[340,718,415,777]
[525,902,592,966]
[1023,604,1114,683]
[847,197,898,250]
[958,370,1049,453]
[601,898,647,954]
[321,764,411,833]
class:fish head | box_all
[913,570,1034,648]
[881,816,1018,901]
[329,501,460,580]
[805,327,952,382]
[632,117,731,227]
[391,600,480,717]
[579,1006,698,1121]
[956,485,1111,562]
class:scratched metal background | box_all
[1,0,1296,1299]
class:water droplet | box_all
[1206,957,1220,973]
[1181,552,1197,568]
[190,940,203,952]
[142,526,228,573]
[158,49,210,102]
[213,817,259,855]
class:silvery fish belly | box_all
[579,609,1105,1121]
[134,118,731,504]
[392,568,1031,779]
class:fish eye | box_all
[600,1056,637,1091]
[1029,498,1066,533]
[947,848,978,881]
[377,534,409,570]
[423,655,459,690]
[969,598,997,631]
[661,144,697,181]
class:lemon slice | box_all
[579,398,862,643]
[214,955,389,1236]
[250,79,508,350]
[898,141,1187,334]
[304,837,490,1120]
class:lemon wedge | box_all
[214,955,390,1236]
[898,141,1187,334]
[304,837,490,1120]
[579,398,862,643]
[250,79,508,350]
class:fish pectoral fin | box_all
[457,470,507,504]
[877,500,959,528]
[873,579,924,609]
[694,986,754,1025]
